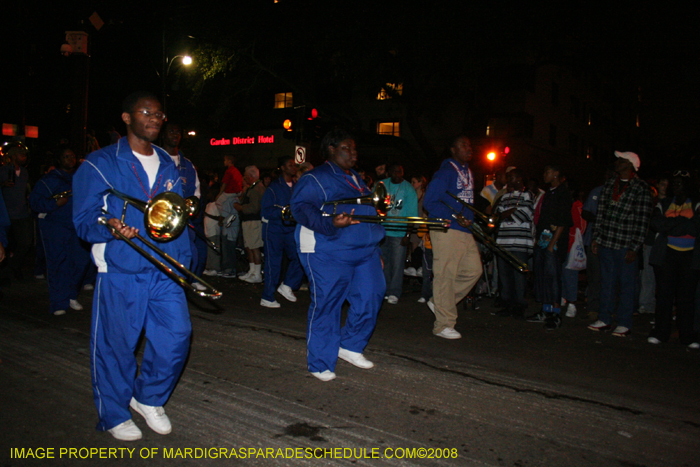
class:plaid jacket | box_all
[593,175,652,252]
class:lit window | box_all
[486,125,490,136]
[377,122,400,137]
[377,83,403,100]
[274,92,293,109]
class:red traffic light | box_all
[308,108,318,120]
[504,146,510,155]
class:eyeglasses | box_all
[673,170,690,177]
[134,109,167,121]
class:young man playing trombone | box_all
[73,91,193,441]
[423,136,483,339]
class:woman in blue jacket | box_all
[290,130,386,382]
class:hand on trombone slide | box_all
[451,212,473,229]
[106,218,139,240]
[332,209,361,228]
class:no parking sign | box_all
[295,146,306,164]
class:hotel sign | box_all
[210,135,275,146]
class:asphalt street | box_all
[1,271,699,466]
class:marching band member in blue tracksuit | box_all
[73,92,192,441]
[260,155,304,308]
[29,146,91,316]
[161,122,207,282]
[290,129,386,382]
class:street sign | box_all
[295,146,306,164]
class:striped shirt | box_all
[495,190,534,254]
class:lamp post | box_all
[161,54,192,115]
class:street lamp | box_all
[162,54,193,114]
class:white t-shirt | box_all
[133,151,161,189]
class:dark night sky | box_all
[4,1,700,160]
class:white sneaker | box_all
[192,282,207,291]
[243,273,263,284]
[427,299,436,316]
[417,297,426,303]
[276,284,297,302]
[311,370,336,382]
[107,419,142,441]
[338,348,374,369]
[403,267,417,276]
[435,327,461,339]
[69,299,83,311]
[688,342,700,349]
[415,267,423,276]
[130,398,171,435]
[82,284,94,291]
[238,270,252,280]
[612,326,631,337]
[53,309,66,316]
[260,298,281,308]
[648,336,661,345]
[203,269,218,276]
[565,303,577,318]
[387,295,398,305]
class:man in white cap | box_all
[588,151,652,337]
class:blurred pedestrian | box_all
[29,145,91,315]
[588,152,652,337]
[260,156,304,308]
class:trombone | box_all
[52,190,72,200]
[100,189,222,298]
[282,182,451,229]
[441,196,528,273]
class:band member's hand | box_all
[2,180,15,188]
[625,249,637,264]
[454,214,472,229]
[0,244,5,262]
[500,208,516,220]
[107,218,139,240]
[56,197,69,207]
[333,209,360,228]
[591,241,598,255]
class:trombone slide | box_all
[98,217,222,299]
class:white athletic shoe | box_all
[242,273,263,284]
[69,299,83,311]
[311,370,336,382]
[260,298,281,308]
[338,348,374,369]
[108,419,142,441]
[435,327,461,339]
[276,284,297,302]
[130,398,171,435]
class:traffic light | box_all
[282,119,295,140]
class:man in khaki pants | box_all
[423,136,483,339]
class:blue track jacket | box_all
[29,169,75,228]
[261,176,296,235]
[72,137,192,274]
[290,161,385,256]
[423,157,475,233]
